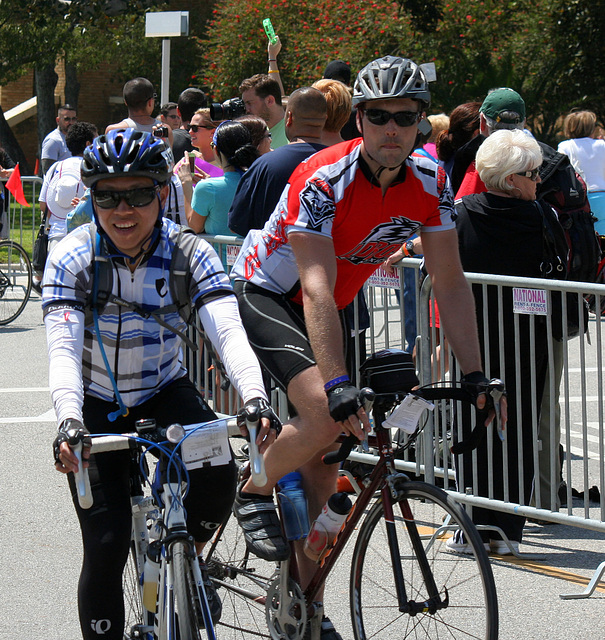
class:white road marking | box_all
[0,408,55,424]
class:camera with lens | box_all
[153,125,170,138]
[210,97,246,121]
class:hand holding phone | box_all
[263,18,278,45]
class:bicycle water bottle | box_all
[277,471,310,541]
[142,540,161,612]
[303,492,352,562]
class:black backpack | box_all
[537,142,601,284]
[537,143,602,338]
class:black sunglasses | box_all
[186,124,215,133]
[364,108,421,128]
[516,167,541,182]
[93,187,159,210]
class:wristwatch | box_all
[403,239,416,258]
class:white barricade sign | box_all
[226,244,241,266]
[512,287,548,315]
[368,268,401,290]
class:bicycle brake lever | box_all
[247,419,268,488]
[488,381,505,442]
[359,387,375,453]
[72,440,93,509]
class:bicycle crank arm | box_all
[265,564,307,639]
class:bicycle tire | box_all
[205,513,276,638]
[0,240,32,325]
[172,540,204,640]
[350,481,498,639]
[123,541,153,640]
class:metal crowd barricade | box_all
[183,236,605,582]
[413,271,605,533]
[2,176,43,244]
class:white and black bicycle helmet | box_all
[352,56,434,109]
[82,128,174,187]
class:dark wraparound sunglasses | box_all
[93,186,159,209]
[516,167,541,182]
[364,108,421,127]
[186,124,215,133]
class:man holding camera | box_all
[106,77,174,148]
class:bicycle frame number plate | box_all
[180,419,231,470]
[383,394,434,434]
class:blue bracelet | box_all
[324,375,350,392]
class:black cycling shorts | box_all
[233,279,317,391]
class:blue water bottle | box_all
[277,471,310,540]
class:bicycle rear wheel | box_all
[205,513,276,638]
[350,481,498,639]
[172,540,204,640]
[0,240,32,325]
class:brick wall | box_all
[0,59,124,172]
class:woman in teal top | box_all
[188,121,260,235]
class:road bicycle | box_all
[204,365,502,639]
[0,239,32,325]
[73,411,265,640]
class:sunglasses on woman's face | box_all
[363,108,421,128]
[186,124,214,133]
[93,186,159,209]
[515,167,541,182]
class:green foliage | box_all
[201,0,603,146]
[202,0,411,100]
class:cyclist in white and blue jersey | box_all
[43,128,279,640]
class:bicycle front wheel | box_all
[123,542,153,640]
[350,481,498,639]
[0,240,32,325]
[172,540,204,640]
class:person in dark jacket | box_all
[448,129,564,555]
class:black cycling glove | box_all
[53,418,91,465]
[237,398,282,436]
[461,371,505,411]
[326,382,362,423]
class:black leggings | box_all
[69,377,237,640]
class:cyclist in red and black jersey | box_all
[231,56,500,640]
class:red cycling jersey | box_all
[231,138,455,309]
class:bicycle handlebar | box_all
[322,380,505,465]
[73,418,243,509]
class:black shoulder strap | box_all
[169,226,197,324]
[536,201,568,278]
[83,224,113,327]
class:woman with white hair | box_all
[447,129,566,555]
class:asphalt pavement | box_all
[1,294,604,639]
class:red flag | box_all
[5,163,30,207]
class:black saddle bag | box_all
[359,349,419,393]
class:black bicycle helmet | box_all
[352,56,433,109]
[81,128,174,187]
